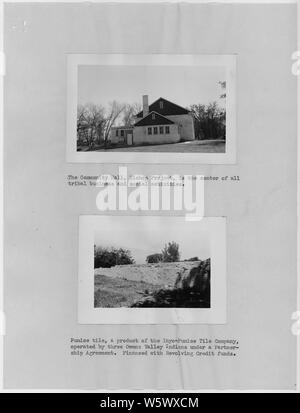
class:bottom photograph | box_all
[78,216,226,324]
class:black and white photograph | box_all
[78,216,226,324]
[94,236,211,309]
[67,54,236,164]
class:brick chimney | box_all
[142,95,149,117]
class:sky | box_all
[94,217,210,265]
[78,65,225,110]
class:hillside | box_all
[94,261,200,286]
[94,259,210,308]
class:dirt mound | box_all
[94,261,201,287]
[131,259,210,308]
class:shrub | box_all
[189,102,226,140]
[94,246,135,268]
[146,253,163,264]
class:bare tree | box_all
[122,102,142,127]
[77,103,106,149]
[102,101,126,147]
[77,101,140,150]
[77,104,87,123]
[77,104,89,143]
[86,103,106,146]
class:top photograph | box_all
[67,54,236,164]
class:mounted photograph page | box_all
[3,1,297,391]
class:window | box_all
[159,126,164,134]
[148,127,152,135]
[116,130,118,137]
[121,130,124,137]
[159,100,163,109]
[153,127,158,135]
[165,126,170,134]
[152,113,155,120]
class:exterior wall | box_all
[166,114,195,141]
[110,128,133,144]
[133,124,180,145]
[110,130,122,144]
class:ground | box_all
[94,261,202,308]
[78,139,225,153]
[94,275,157,308]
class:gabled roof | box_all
[136,97,189,118]
[134,111,174,127]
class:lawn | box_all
[94,274,161,308]
[79,139,225,154]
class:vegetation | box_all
[94,246,135,269]
[94,241,189,268]
[146,242,181,264]
[94,274,155,308]
[77,101,141,149]
[146,253,163,264]
[161,241,180,263]
[188,81,226,141]
[189,102,225,141]
[184,256,199,262]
